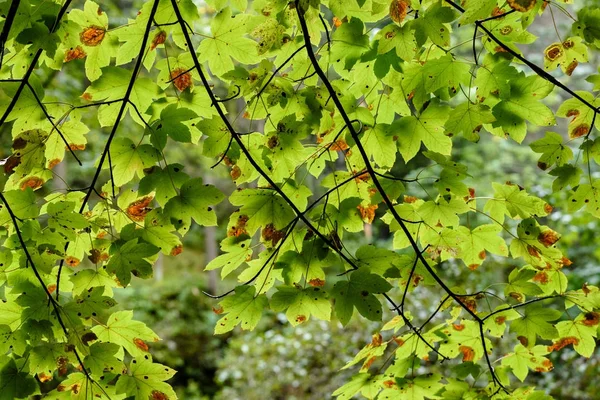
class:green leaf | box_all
[530,131,573,170]
[109,137,160,187]
[501,344,552,382]
[445,103,495,142]
[332,268,392,326]
[510,304,561,347]
[164,178,224,227]
[214,286,267,334]
[106,239,159,287]
[392,101,452,162]
[198,7,260,75]
[0,359,38,400]
[116,356,177,400]
[271,286,332,326]
[91,310,160,357]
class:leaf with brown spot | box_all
[507,0,537,12]
[64,46,87,62]
[20,177,44,191]
[80,26,106,46]
[126,196,154,222]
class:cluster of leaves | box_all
[1,0,600,398]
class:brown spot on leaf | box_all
[48,159,61,169]
[126,196,154,222]
[47,284,57,294]
[371,333,383,347]
[566,60,578,76]
[478,250,487,260]
[81,332,98,346]
[571,124,589,139]
[582,312,600,326]
[404,195,418,204]
[170,67,193,91]
[20,176,44,191]
[81,92,93,101]
[133,337,149,352]
[230,165,242,181]
[507,0,538,12]
[549,336,579,352]
[518,336,528,346]
[151,391,169,400]
[295,315,307,324]
[212,305,224,315]
[544,44,564,61]
[452,323,465,331]
[38,372,53,383]
[80,26,105,46]
[527,245,541,259]
[532,271,549,284]
[308,278,326,287]
[267,135,279,149]
[228,214,249,237]
[67,143,85,151]
[459,345,475,362]
[151,30,167,50]
[65,256,80,267]
[262,223,285,246]
[170,245,183,256]
[64,46,86,62]
[57,356,69,376]
[468,264,480,271]
[544,203,553,214]
[383,380,396,388]
[333,17,343,27]
[329,139,349,151]
[357,204,378,224]
[538,229,559,247]
[389,0,410,23]
[495,316,507,325]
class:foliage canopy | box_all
[1,0,600,398]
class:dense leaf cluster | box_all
[1,0,600,398]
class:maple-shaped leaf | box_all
[342,333,388,371]
[458,0,497,25]
[550,320,597,357]
[106,239,159,287]
[228,188,295,234]
[414,2,456,47]
[55,371,118,399]
[198,7,260,75]
[164,178,224,228]
[47,201,90,240]
[82,67,162,127]
[332,374,372,400]
[491,74,556,143]
[271,286,331,326]
[421,54,471,94]
[354,245,404,276]
[0,189,39,226]
[67,1,117,81]
[549,164,582,192]
[438,320,491,362]
[567,179,600,217]
[214,286,268,334]
[556,92,600,139]
[510,303,561,347]
[91,310,160,357]
[0,359,38,400]
[456,224,508,269]
[504,268,544,299]
[444,102,495,142]
[543,37,588,76]
[501,344,553,382]
[108,137,160,187]
[332,268,392,326]
[475,54,518,102]
[205,237,253,278]
[138,164,190,207]
[484,183,550,222]
[83,343,126,377]
[530,131,573,170]
[149,104,198,149]
[380,374,444,400]
[392,101,452,162]
[330,18,370,70]
[116,356,177,400]
[417,195,470,227]
[376,24,416,60]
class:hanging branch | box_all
[55,0,162,300]
[294,1,509,390]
